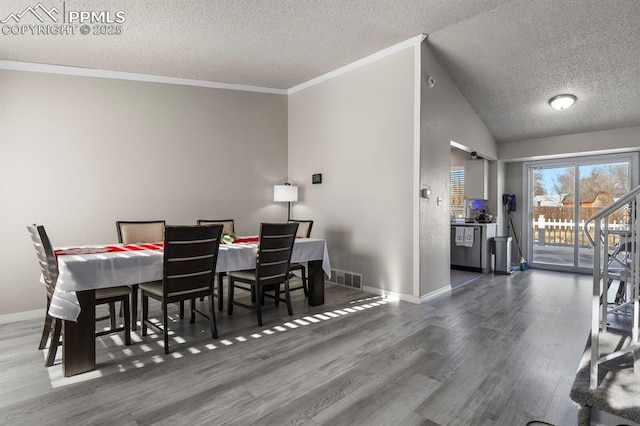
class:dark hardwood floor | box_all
[0,270,592,425]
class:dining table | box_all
[50,237,331,377]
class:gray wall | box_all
[419,41,497,297]
[450,147,469,167]
[0,70,288,316]
[288,46,417,299]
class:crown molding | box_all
[0,60,288,95]
[288,34,427,95]
[0,33,427,96]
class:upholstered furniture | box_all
[197,219,235,310]
[227,223,298,325]
[116,220,165,245]
[28,224,131,367]
[288,220,314,296]
[197,219,235,235]
[116,220,166,327]
[227,222,298,326]
[140,225,223,354]
[48,235,329,376]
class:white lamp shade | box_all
[273,184,298,202]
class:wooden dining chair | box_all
[197,219,235,311]
[227,222,298,326]
[28,224,131,367]
[116,220,167,327]
[287,219,314,297]
[140,224,223,354]
[197,219,235,236]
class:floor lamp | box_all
[273,183,298,221]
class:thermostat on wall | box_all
[312,173,322,184]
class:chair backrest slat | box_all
[256,223,298,287]
[116,220,165,244]
[197,219,235,235]
[27,224,59,297]
[163,225,223,297]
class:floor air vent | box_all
[328,269,363,290]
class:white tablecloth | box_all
[49,238,331,321]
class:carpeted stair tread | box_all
[570,332,640,425]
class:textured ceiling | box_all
[1,0,639,143]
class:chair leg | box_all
[39,313,53,350]
[163,301,170,354]
[131,284,138,331]
[260,286,266,307]
[142,293,148,336]
[109,302,117,329]
[256,284,263,326]
[123,297,131,346]
[217,273,224,311]
[45,319,61,367]
[228,278,234,315]
[284,280,293,316]
[179,300,185,319]
[190,298,196,324]
[208,293,218,339]
[301,266,309,297]
[274,284,280,306]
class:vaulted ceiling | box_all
[1,0,639,143]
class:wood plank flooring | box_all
[450,269,485,290]
[0,270,592,425]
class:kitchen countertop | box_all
[451,222,497,226]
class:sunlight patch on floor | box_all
[46,294,399,387]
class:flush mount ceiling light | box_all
[549,94,577,110]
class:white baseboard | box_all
[0,309,44,325]
[361,284,450,305]
[362,285,416,303]
[418,285,451,303]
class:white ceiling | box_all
[1,0,639,143]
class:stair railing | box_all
[583,185,639,389]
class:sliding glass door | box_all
[529,164,575,268]
[525,154,636,272]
